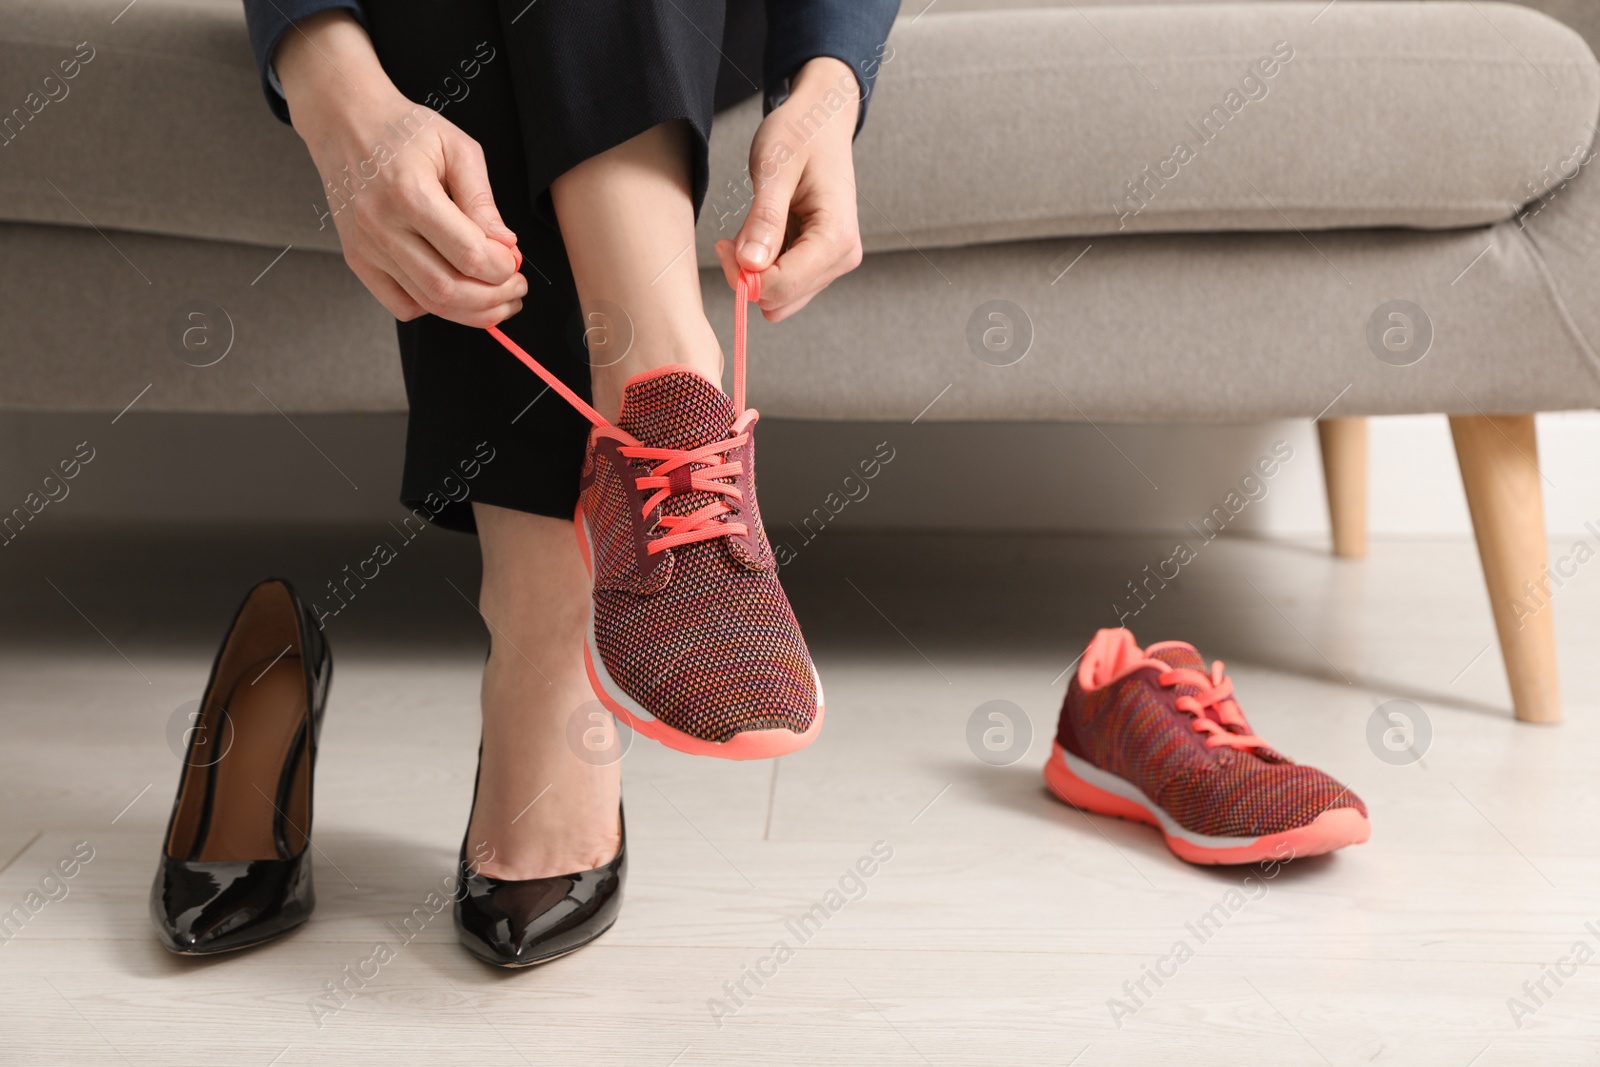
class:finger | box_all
[734,140,804,271]
[384,217,521,308]
[421,296,524,329]
[456,296,524,329]
[758,218,855,311]
[345,253,426,322]
[402,172,518,286]
[759,289,819,323]
[438,128,522,262]
[377,224,526,318]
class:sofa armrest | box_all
[1518,0,1600,58]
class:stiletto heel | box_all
[150,578,332,955]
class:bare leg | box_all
[468,503,620,878]
[550,120,723,421]
[465,123,725,872]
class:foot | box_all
[466,724,621,881]
[455,807,626,968]
[465,608,622,881]
[456,635,626,965]
[1045,628,1370,865]
[576,364,823,758]
[485,269,822,759]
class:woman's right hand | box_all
[275,12,525,328]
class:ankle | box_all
[591,318,723,421]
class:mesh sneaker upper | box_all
[1056,635,1365,838]
[581,369,816,743]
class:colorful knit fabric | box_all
[1056,634,1366,838]
[581,369,817,743]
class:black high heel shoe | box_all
[454,759,625,968]
[150,578,332,955]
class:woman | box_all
[150,0,896,966]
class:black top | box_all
[240,0,900,129]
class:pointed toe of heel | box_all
[454,808,627,969]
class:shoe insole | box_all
[195,656,308,862]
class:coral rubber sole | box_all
[573,503,824,760]
[1044,742,1370,865]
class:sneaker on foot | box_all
[1045,628,1369,864]
[488,267,822,759]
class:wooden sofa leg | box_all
[1449,414,1561,724]
[1317,417,1368,558]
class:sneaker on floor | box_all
[487,266,822,759]
[1044,628,1369,864]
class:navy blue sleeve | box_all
[241,0,367,124]
[763,0,899,135]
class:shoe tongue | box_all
[617,368,735,450]
[1147,641,1206,676]
[1146,641,1216,710]
[617,368,739,533]
[1147,641,1260,745]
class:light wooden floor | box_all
[2,523,1599,1065]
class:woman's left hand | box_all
[714,56,865,322]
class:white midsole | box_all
[1054,746,1260,848]
[579,510,661,726]
[585,602,660,725]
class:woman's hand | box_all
[714,57,865,322]
[276,12,525,327]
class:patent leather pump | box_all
[150,578,332,955]
[454,797,626,968]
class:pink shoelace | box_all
[1143,645,1268,751]
[485,254,762,553]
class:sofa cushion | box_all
[696,2,1600,260]
[0,0,329,252]
[935,0,1600,60]
[6,199,1599,419]
[0,2,1594,265]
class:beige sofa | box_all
[2,0,1596,722]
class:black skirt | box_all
[362,0,763,533]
